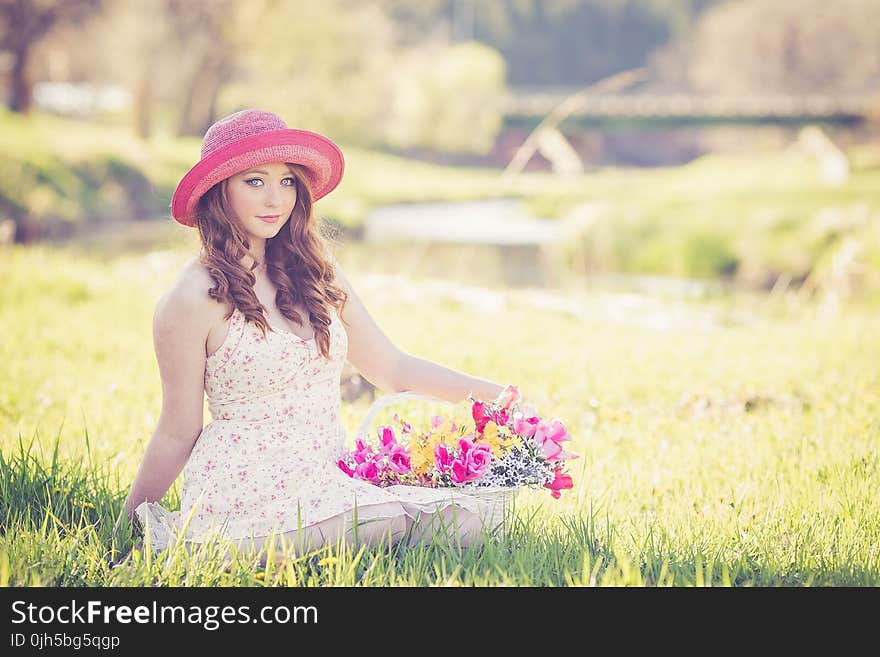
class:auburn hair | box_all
[193,163,348,360]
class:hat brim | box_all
[170,128,345,227]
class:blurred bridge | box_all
[502,90,879,122]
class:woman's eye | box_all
[244,178,295,187]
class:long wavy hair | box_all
[193,163,348,360]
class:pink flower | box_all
[388,443,412,474]
[495,384,521,411]
[491,408,510,427]
[393,413,413,434]
[378,426,397,453]
[544,467,573,499]
[472,401,491,433]
[451,461,469,485]
[353,438,374,464]
[450,437,492,485]
[355,460,380,484]
[533,418,571,462]
[337,459,355,478]
[431,415,444,429]
[467,441,492,472]
[434,443,454,472]
[513,414,540,439]
[540,440,562,461]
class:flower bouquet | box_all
[337,385,579,501]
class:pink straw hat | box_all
[170,108,345,227]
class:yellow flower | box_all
[410,429,447,474]
[410,420,465,476]
[409,437,435,476]
[479,421,516,456]
[317,556,338,567]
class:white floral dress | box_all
[135,304,488,550]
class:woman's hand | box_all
[111,506,142,545]
[108,507,144,569]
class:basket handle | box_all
[355,391,451,439]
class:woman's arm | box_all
[121,283,211,520]
[331,257,507,405]
[394,353,506,405]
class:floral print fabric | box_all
[135,305,488,549]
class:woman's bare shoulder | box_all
[155,257,228,327]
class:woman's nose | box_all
[264,184,282,207]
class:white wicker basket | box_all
[355,391,518,535]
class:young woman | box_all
[119,109,511,562]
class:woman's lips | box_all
[257,214,281,223]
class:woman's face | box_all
[225,162,299,243]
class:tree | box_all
[470,0,721,87]
[163,0,238,137]
[0,0,102,112]
[29,0,238,137]
[383,41,506,153]
[652,0,880,95]
[45,0,173,137]
[218,0,399,146]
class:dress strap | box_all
[206,306,247,369]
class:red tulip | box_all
[544,468,573,499]
[472,401,491,432]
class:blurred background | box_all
[2,0,879,301]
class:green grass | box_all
[5,109,880,288]
[526,148,880,284]
[0,108,522,233]
[1,241,878,586]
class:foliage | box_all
[382,41,506,154]
[217,0,398,146]
[653,0,880,95]
[468,0,725,86]
[0,0,103,112]
[2,109,879,295]
[524,147,880,291]
[0,108,175,240]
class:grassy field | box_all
[1,238,878,586]
[4,108,880,289]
